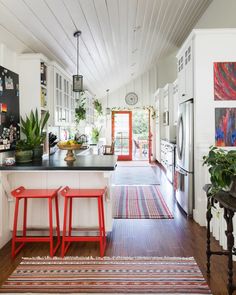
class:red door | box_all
[112,111,132,161]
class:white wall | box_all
[102,64,158,147]
[195,0,236,29]
[192,29,236,225]
[156,51,178,88]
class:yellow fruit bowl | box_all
[57,142,82,161]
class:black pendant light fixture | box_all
[73,30,83,92]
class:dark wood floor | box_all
[0,164,234,295]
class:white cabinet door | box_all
[177,53,185,101]
[177,41,193,103]
[55,72,63,125]
[184,42,193,99]
[173,80,178,126]
[53,67,76,126]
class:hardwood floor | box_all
[0,164,233,294]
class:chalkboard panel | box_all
[0,66,20,151]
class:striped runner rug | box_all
[0,256,211,294]
[112,185,173,219]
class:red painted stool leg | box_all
[100,196,106,246]
[23,198,27,238]
[48,197,53,257]
[12,198,20,258]
[61,197,68,257]
[68,197,73,237]
[54,195,60,255]
[97,196,105,257]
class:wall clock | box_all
[125,92,138,105]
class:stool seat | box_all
[61,188,106,198]
[60,186,107,258]
[11,186,61,258]
[12,187,59,198]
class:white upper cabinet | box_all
[177,40,193,103]
[172,79,178,126]
[48,62,77,127]
[161,83,176,142]
[19,53,49,115]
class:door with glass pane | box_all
[112,111,132,160]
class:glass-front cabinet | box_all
[50,63,76,127]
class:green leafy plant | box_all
[15,139,33,151]
[75,98,86,124]
[20,109,49,148]
[203,146,236,196]
[93,99,103,115]
[91,127,102,143]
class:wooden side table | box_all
[205,185,236,295]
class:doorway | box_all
[132,109,149,161]
[112,111,132,160]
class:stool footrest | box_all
[15,237,51,242]
[63,236,105,242]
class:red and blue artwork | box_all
[215,108,236,146]
[214,62,236,100]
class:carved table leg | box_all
[224,208,234,295]
[206,198,213,274]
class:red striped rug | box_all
[0,256,211,294]
[112,185,173,219]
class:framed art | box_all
[214,62,236,100]
[215,108,236,146]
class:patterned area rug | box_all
[112,185,173,219]
[0,256,211,294]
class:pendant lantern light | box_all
[73,30,83,92]
[106,89,111,115]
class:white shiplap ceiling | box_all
[0,0,212,97]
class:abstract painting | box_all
[214,62,236,100]
[215,108,236,146]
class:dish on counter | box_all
[57,140,82,162]
[57,140,82,150]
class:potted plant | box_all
[15,139,33,163]
[20,109,50,160]
[91,127,102,144]
[203,146,236,196]
[93,99,103,116]
[75,97,86,124]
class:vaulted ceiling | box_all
[0,0,212,97]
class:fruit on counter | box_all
[58,140,81,146]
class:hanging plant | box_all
[75,97,86,124]
[93,99,103,115]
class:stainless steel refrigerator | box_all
[175,99,194,215]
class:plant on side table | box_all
[20,109,50,161]
[203,146,236,199]
[15,140,33,163]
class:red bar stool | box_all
[60,186,107,258]
[11,186,61,258]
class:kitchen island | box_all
[0,150,117,248]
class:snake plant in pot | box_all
[20,109,50,161]
[15,139,33,163]
[203,146,236,197]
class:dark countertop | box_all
[0,150,118,171]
